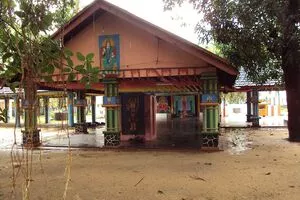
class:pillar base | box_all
[201,133,219,148]
[74,123,88,134]
[251,116,261,127]
[22,129,41,147]
[103,131,120,146]
[246,114,252,122]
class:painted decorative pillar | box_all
[102,78,120,146]
[14,96,21,128]
[251,89,260,127]
[200,74,219,148]
[91,96,96,123]
[99,34,121,146]
[67,92,74,127]
[246,91,252,122]
[75,91,88,134]
[43,97,49,124]
[4,97,9,123]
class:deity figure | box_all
[126,97,139,131]
[101,39,117,69]
[181,96,187,117]
[157,96,170,113]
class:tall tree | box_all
[0,0,76,145]
[0,0,100,125]
[0,0,79,85]
[164,0,300,141]
[0,1,101,198]
[0,0,97,148]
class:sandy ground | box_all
[0,128,299,200]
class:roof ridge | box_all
[53,0,238,76]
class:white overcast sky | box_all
[79,0,200,44]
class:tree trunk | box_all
[24,69,38,132]
[284,70,300,141]
[22,58,40,147]
[282,0,300,141]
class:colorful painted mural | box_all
[174,95,196,117]
[121,94,145,135]
[201,94,218,103]
[156,96,171,113]
[103,96,120,105]
[99,34,120,70]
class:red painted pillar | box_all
[144,94,157,141]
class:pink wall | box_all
[65,12,211,71]
[64,12,213,141]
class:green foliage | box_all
[0,0,98,87]
[0,108,7,122]
[0,0,96,122]
[221,92,246,104]
[52,0,80,28]
[0,0,79,85]
[164,0,300,138]
[163,0,299,84]
[64,50,100,89]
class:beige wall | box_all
[65,12,211,71]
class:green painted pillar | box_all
[200,74,219,148]
[103,78,120,146]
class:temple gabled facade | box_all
[38,0,238,148]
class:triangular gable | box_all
[53,0,238,76]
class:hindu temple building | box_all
[1,0,239,148]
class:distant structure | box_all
[233,68,284,127]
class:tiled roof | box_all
[234,68,279,89]
[0,87,13,94]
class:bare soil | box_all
[0,128,299,200]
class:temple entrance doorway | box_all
[155,94,202,148]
